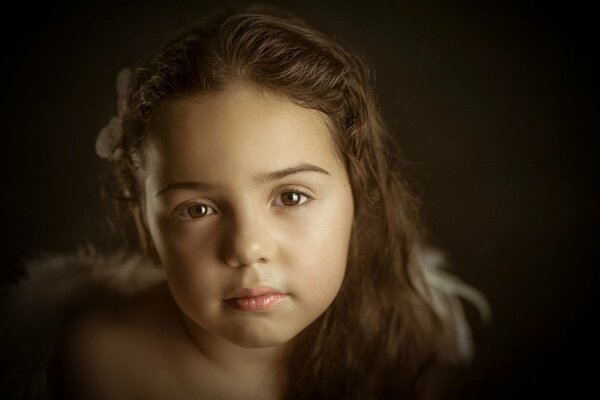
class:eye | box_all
[274,191,311,207]
[179,202,216,219]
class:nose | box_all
[222,209,276,268]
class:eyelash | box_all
[174,188,313,222]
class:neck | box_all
[176,307,289,398]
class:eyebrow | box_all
[155,163,330,197]
[253,163,330,183]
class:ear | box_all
[130,202,162,267]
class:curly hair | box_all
[100,5,484,399]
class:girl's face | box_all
[141,86,354,348]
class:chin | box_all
[224,325,297,349]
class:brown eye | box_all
[185,203,214,218]
[279,191,309,206]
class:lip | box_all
[225,286,287,312]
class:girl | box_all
[2,5,488,400]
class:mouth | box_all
[224,286,287,312]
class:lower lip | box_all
[226,294,287,312]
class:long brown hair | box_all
[101,5,482,399]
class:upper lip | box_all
[226,286,284,299]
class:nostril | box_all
[223,247,246,268]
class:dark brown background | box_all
[3,0,596,398]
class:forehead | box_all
[143,86,343,184]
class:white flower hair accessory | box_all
[95,68,133,161]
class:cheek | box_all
[285,194,354,302]
[152,222,225,303]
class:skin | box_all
[62,85,355,399]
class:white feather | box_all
[417,247,491,362]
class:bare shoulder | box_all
[55,282,182,399]
[56,306,131,399]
